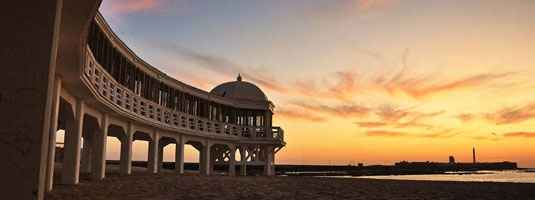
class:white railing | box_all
[83,47,284,143]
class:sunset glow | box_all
[100,0,535,167]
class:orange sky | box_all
[97,0,535,167]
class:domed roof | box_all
[210,74,268,102]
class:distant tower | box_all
[472,147,476,164]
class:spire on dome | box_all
[237,73,242,81]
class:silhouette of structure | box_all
[1,1,285,199]
[449,156,456,164]
[473,147,477,164]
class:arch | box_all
[51,98,76,186]
[184,140,204,174]
[80,113,101,177]
[105,124,126,174]
[157,136,177,171]
[132,131,159,173]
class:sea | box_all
[352,170,535,183]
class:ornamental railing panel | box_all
[83,46,284,144]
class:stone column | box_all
[120,123,133,175]
[92,114,108,180]
[209,147,216,175]
[80,137,92,174]
[175,136,184,174]
[147,131,159,174]
[158,143,165,171]
[239,146,247,176]
[200,142,211,176]
[62,100,84,185]
[1,0,103,198]
[228,145,236,176]
[46,77,62,192]
[263,146,275,176]
[0,1,63,199]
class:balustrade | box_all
[83,47,284,144]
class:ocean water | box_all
[355,170,535,183]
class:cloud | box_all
[103,0,166,14]
[375,105,412,122]
[287,70,363,102]
[156,43,289,93]
[503,132,535,138]
[324,71,361,101]
[356,106,443,129]
[457,113,475,123]
[355,122,387,128]
[365,129,457,138]
[275,109,326,122]
[293,102,371,117]
[381,72,515,99]
[366,130,407,137]
[408,73,514,98]
[355,0,400,13]
[485,103,535,125]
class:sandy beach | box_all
[46,170,535,200]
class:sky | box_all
[97,0,535,167]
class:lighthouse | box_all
[472,147,476,164]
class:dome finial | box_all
[237,73,242,81]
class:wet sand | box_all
[46,171,535,200]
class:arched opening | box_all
[52,98,75,186]
[106,125,126,175]
[158,136,177,172]
[184,141,203,174]
[79,113,101,181]
[132,131,152,173]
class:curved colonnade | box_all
[44,13,285,192]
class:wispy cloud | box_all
[355,121,387,128]
[366,130,407,137]
[457,113,476,123]
[356,0,400,13]
[324,71,361,101]
[276,109,326,122]
[150,41,518,105]
[379,71,515,99]
[356,107,442,129]
[294,102,371,118]
[103,0,167,14]
[375,104,412,122]
[485,103,535,125]
[503,132,535,138]
[365,129,457,138]
[157,43,289,92]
